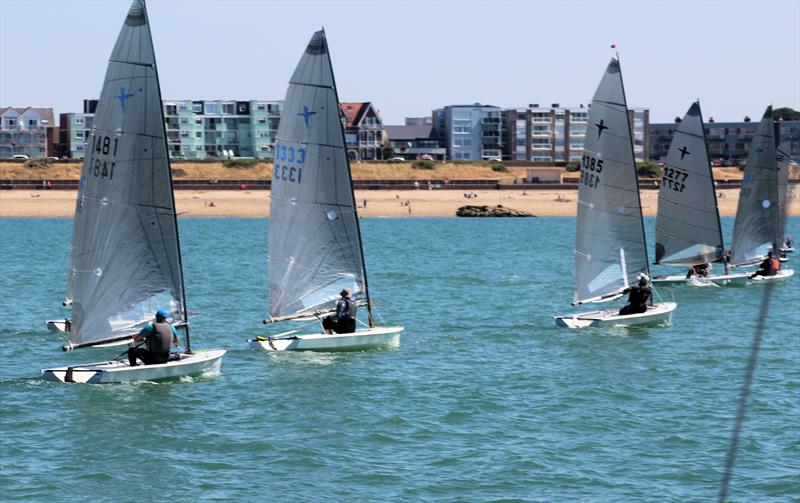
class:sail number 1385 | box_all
[580,154,604,189]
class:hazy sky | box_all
[1,0,798,125]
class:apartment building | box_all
[505,104,649,162]
[433,104,504,161]
[648,119,800,165]
[59,99,282,160]
[163,100,282,159]
[0,107,57,158]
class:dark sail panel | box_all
[67,0,184,347]
[573,59,648,304]
[268,31,367,319]
[655,102,724,265]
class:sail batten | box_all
[66,0,185,348]
[655,102,724,266]
[268,30,369,320]
[730,107,780,265]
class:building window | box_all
[222,104,234,114]
[180,131,189,138]
[28,119,38,128]
[192,103,202,113]
[75,131,84,139]
[180,117,188,124]
[195,132,202,138]
[257,104,266,111]
[258,118,267,124]
[6,118,18,127]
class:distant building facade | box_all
[0,107,57,158]
[162,100,282,160]
[384,124,446,160]
[433,104,504,161]
[340,102,385,160]
[648,119,800,165]
[504,104,649,162]
[60,99,282,160]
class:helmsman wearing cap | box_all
[322,288,357,335]
[128,309,179,366]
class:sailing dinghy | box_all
[729,107,794,282]
[42,0,224,382]
[652,102,750,286]
[553,58,676,328]
[249,30,402,352]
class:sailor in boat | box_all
[750,251,780,278]
[128,309,179,366]
[322,288,357,335]
[785,236,794,249]
[619,274,652,316]
[686,263,710,279]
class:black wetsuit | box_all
[128,322,174,366]
[619,284,651,316]
[322,298,357,334]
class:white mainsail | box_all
[267,30,372,324]
[730,107,780,266]
[655,101,725,266]
[573,58,649,305]
[66,0,187,349]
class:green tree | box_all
[773,107,800,121]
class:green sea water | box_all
[1,217,798,501]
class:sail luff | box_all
[617,58,650,282]
[321,29,374,327]
[141,0,191,351]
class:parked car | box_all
[12,154,29,160]
[483,156,502,162]
[420,154,434,161]
[388,157,405,163]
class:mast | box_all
[142,0,191,351]
[323,28,375,327]
[696,101,729,274]
[616,56,652,303]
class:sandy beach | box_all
[1,188,798,218]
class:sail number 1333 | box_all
[273,143,306,184]
[580,154,604,189]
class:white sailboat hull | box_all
[249,326,403,352]
[554,302,677,329]
[45,319,70,333]
[652,272,751,286]
[750,269,794,282]
[41,349,226,384]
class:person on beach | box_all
[128,309,179,366]
[619,274,651,316]
[322,289,356,334]
[751,251,780,278]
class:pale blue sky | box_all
[1,0,798,125]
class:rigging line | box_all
[718,280,774,502]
